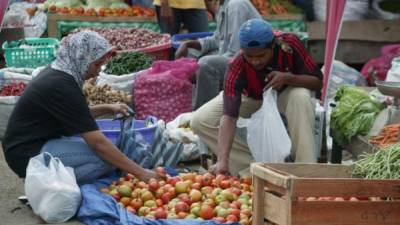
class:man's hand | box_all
[204,0,217,18]
[160,0,173,29]
[138,169,166,182]
[209,161,230,175]
[108,103,130,116]
[266,71,293,91]
[175,42,189,59]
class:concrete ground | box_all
[0,143,83,225]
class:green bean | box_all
[352,143,400,179]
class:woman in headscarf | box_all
[2,31,161,184]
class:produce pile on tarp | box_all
[99,168,253,224]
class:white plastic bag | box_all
[24,153,81,223]
[0,69,33,140]
[324,60,367,99]
[0,96,18,140]
[25,11,47,38]
[3,3,32,28]
[372,0,400,20]
[314,0,369,21]
[166,112,198,143]
[247,89,291,163]
[97,69,144,93]
[386,57,400,82]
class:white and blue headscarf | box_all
[51,30,111,88]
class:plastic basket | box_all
[136,42,171,60]
[96,118,157,145]
[131,119,157,145]
[172,32,214,49]
[2,38,59,68]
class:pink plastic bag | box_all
[134,58,198,122]
[361,44,400,85]
[148,58,199,78]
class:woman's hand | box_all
[209,161,231,175]
[108,103,130,116]
[138,169,166,182]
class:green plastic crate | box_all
[208,18,306,33]
[2,38,59,68]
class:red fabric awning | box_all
[322,0,346,107]
[0,0,10,31]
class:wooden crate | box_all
[251,163,400,225]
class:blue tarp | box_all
[77,176,241,225]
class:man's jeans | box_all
[155,6,208,35]
[193,55,230,110]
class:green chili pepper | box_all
[105,52,154,75]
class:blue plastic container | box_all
[130,119,157,145]
[96,119,121,145]
[96,118,157,145]
[96,119,121,130]
[171,32,214,49]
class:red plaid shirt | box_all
[223,33,322,118]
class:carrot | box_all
[384,128,399,133]
[369,123,400,149]
[373,136,384,140]
[385,124,400,128]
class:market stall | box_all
[30,0,157,38]
[1,0,400,225]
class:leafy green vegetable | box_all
[44,0,83,8]
[105,52,154,75]
[86,0,109,9]
[353,143,400,180]
[110,2,130,8]
[331,86,384,146]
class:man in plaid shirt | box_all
[191,19,323,175]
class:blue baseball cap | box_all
[239,19,275,49]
